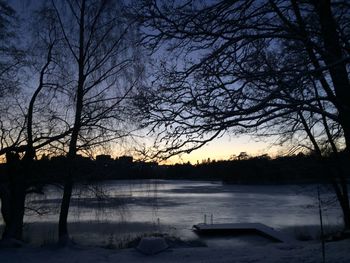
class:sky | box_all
[5,0,285,164]
[164,134,280,164]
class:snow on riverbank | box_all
[1,239,350,263]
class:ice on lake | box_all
[3,180,343,246]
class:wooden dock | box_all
[193,223,294,243]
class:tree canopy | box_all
[133,0,350,159]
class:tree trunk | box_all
[301,109,350,230]
[58,177,73,243]
[314,0,350,230]
[57,0,86,244]
[7,184,26,240]
[0,153,26,241]
[331,176,350,229]
[0,184,12,239]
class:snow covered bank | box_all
[1,239,349,263]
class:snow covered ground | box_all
[1,239,350,263]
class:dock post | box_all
[204,214,207,224]
[211,214,213,224]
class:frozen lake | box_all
[6,180,345,246]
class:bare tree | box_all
[51,0,141,244]
[132,0,350,228]
[0,5,72,242]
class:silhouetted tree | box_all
[51,0,141,244]
[0,5,73,242]
[132,0,350,228]
[0,0,26,242]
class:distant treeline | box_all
[165,153,349,184]
[0,153,348,184]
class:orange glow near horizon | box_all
[160,135,281,165]
[0,135,282,164]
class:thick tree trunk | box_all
[6,185,26,240]
[0,153,27,241]
[315,0,350,230]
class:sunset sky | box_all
[162,134,280,164]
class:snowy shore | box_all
[1,239,350,263]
